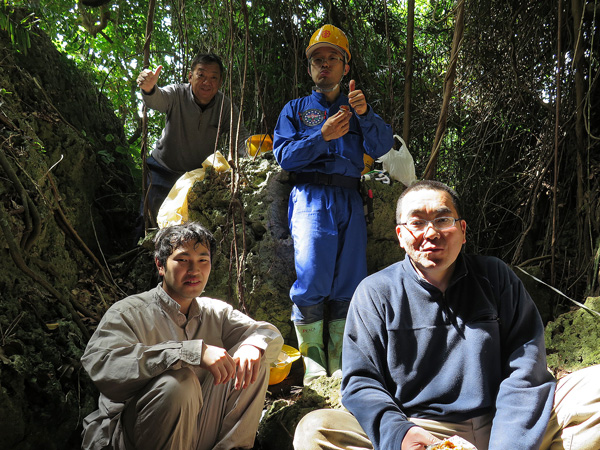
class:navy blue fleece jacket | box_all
[341,254,555,450]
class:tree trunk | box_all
[403,0,415,144]
[423,0,465,180]
[570,0,590,262]
[141,0,157,231]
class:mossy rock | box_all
[258,376,343,450]
[545,297,600,374]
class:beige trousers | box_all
[111,359,270,450]
[293,365,600,450]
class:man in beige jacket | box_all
[81,222,283,450]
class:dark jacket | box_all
[342,254,556,450]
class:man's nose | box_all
[423,222,440,238]
[187,263,200,273]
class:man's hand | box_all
[200,344,236,385]
[348,79,368,115]
[321,108,352,142]
[232,344,263,390]
[136,65,163,94]
[401,426,440,450]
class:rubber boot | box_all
[327,319,346,378]
[294,321,327,385]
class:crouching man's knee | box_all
[120,368,202,448]
[150,368,202,412]
[293,409,373,450]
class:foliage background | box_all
[7,0,596,302]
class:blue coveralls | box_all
[273,90,393,323]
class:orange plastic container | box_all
[246,134,273,156]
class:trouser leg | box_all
[293,409,373,450]
[288,184,366,307]
[325,189,364,379]
[409,415,492,450]
[293,409,492,450]
[115,357,270,450]
[116,368,203,450]
[134,156,182,242]
[288,186,338,313]
[209,355,271,450]
[329,188,367,303]
[540,365,600,450]
[144,156,182,222]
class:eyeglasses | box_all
[400,217,463,232]
[310,56,344,67]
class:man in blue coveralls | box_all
[273,24,394,384]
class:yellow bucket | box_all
[269,344,301,385]
[246,134,273,156]
[362,154,374,175]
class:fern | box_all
[0,1,38,55]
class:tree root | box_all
[0,146,42,251]
[1,143,103,330]
[46,172,111,283]
[0,200,90,340]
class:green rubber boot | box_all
[327,319,346,378]
[294,321,327,385]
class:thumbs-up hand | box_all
[348,79,368,116]
[137,65,163,94]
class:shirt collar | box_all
[155,283,181,312]
[401,252,468,291]
[311,88,346,108]
[155,284,202,323]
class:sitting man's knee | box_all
[298,409,338,432]
[294,409,345,448]
[152,368,201,408]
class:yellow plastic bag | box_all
[156,151,230,228]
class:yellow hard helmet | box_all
[306,24,351,62]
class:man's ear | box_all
[344,64,350,76]
[155,257,165,277]
[461,220,467,244]
[395,225,406,250]
[187,71,193,83]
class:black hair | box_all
[190,52,224,77]
[154,222,216,270]
[395,180,462,224]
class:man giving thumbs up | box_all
[273,24,394,385]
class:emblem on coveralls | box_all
[300,109,326,126]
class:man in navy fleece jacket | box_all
[293,180,600,450]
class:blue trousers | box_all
[289,183,367,323]
[141,155,184,222]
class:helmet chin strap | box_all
[314,83,339,93]
[314,75,344,93]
